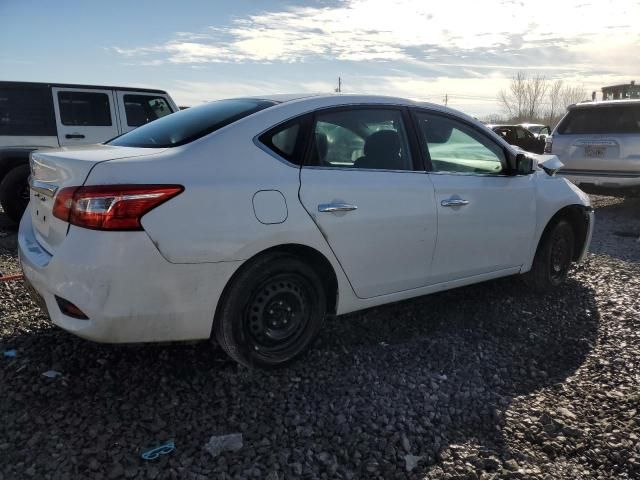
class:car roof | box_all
[0,80,168,95]
[569,99,640,109]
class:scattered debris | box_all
[41,370,61,378]
[204,433,243,458]
[3,349,17,358]
[141,440,175,460]
[404,454,424,472]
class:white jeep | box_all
[0,81,178,222]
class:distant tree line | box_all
[492,72,587,127]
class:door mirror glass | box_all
[515,153,535,174]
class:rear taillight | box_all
[544,136,553,153]
[53,185,183,230]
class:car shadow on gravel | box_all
[0,271,599,479]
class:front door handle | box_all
[318,203,358,213]
[65,133,85,139]
[441,198,469,207]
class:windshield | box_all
[108,98,276,148]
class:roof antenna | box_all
[335,76,342,93]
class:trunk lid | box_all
[29,145,165,253]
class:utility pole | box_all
[335,77,342,93]
[443,94,448,107]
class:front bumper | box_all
[18,209,241,343]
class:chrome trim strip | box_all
[560,169,640,178]
[29,178,58,197]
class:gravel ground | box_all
[1,196,639,479]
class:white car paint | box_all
[19,94,593,345]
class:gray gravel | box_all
[1,196,639,479]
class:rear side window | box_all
[123,95,173,127]
[258,116,310,165]
[58,91,112,126]
[0,86,56,136]
[109,98,276,148]
[557,105,640,134]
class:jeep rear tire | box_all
[0,164,31,223]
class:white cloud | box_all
[113,0,639,66]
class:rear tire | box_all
[214,253,327,368]
[0,165,31,223]
[523,219,575,292]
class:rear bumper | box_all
[18,209,241,343]
[559,170,640,190]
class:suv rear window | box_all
[0,85,56,136]
[557,105,640,134]
[108,98,276,148]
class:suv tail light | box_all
[544,136,553,153]
[53,185,183,230]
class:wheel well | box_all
[0,154,30,181]
[541,205,590,261]
[214,244,339,329]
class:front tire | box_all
[523,219,575,291]
[214,253,327,368]
[0,164,31,223]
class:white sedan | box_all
[19,94,594,367]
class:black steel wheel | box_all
[0,164,31,223]
[215,252,327,368]
[523,219,575,291]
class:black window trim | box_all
[301,104,424,173]
[0,84,57,136]
[409,107,518,177]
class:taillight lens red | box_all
[53,185,183,230]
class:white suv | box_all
[546,99,640,195]
[0,81,178,222]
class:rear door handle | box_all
[441,198,469,207]
[65,133,85,139]
[318,203,358,213]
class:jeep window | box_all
[557,105,640,134]
[109,98,276,148]
[0,86,56,136]
[123,95,173,127]
[58,91,112,126]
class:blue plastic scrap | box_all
[141,440,175,460]
[3,350,17,358]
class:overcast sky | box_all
[1,0,638,116]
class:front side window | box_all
[307,108,413,171]
[415,112,505,175]
[109,98,276,148]
[123,95,173,127]
[58,91,112,126]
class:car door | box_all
[298,106,438,299]
[115,91,176,133]
[52,87,119,145]
[516,126,541,152]
[412,110,536,284]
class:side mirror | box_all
[515,153,535,174]
[538,134,547,141]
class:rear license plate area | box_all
[584,146,606,158]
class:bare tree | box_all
[498,72,528,121]
[525,74,548,120]
[499,72,587,126]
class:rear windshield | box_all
[108,98,276,148]
[557,105,640,134]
